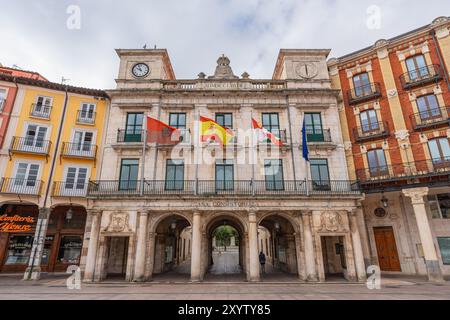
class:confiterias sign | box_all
[0,214,36,232]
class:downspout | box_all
[431,30,450,90]
[0,77,19,149]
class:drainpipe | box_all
[431,30,450,90]
[0,77,19,149]
[286,98,298,186]
[25,86,69,280]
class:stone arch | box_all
[149,211,192,234]
[257,211,301,234]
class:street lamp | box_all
[381,193,389,208]
[65,207,74,221]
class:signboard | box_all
[0,214,36,233]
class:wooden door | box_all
[373,227,401,271]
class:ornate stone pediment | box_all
[208,55,238,80]
[103,212,131,233]
[320,211,343,232]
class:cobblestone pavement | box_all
[0,274,450,300]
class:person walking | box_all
[259,251,266,274]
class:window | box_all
[264,159,284,191]
[438,238,450,265]
[359,110,379,132]
[64,167,88,196]
[169,113,186,129]
[4,235,33,265]
[72,130,94,154]
[304,113,324,142]
[428,138,450,164]
[416,95,441,120]
[428,194,450,219]
[119,159,139,190]
[24,124,48,149]
[57,235,83,264]
[0,88,6,111]
[79,103,96,123]
[33,96,52,117]
[310,159,331,190]
[215,113,233,128]
[215,160,234,191]
[352,73,371,97]
[12,163,40,193]
[124,113,143,142]
[165,160,184,191]
[262,113,281,139]
[406,55,428,80]
[367,149,388,176]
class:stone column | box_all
[349,210,367,282]
[23,208,50,280]
[83,210,102,282]
[190,211,202,282]
[294,232,307,281]
[133,211,149,282]
[403,187,443,282]
[355,205,372,267]
[144,232,156,280]
[302,211,318,281]
[248,210,260,282]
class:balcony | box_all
[30,103,52,119]
[410,106,450,131]
[0,178,43,195]
[87,180,361,198]
[400,65,443,90]
[353,122,390,142]
[257,129,288,146]
[356,158,450,190]
[76,110,96,125]
[347,83,382,105]
[52,181,88,197]
[9,136,51,157]
[60,142,97,159]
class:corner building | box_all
[83,49,366,283]
[329,16,450,282]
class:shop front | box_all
[0,204,86,273]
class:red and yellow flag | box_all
[200,116,234,146]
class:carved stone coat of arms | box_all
[104,212,131,233]
[320,212,343,232]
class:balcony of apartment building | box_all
[347,83,382,105]
[86,179,361,198]
[0,177,43,196]
[356,157,450,191]
[52,181,88,198]
[60,142,97,160]
[256,128,289,149]
[30,103,52,119]
[9,136,51,160]
[304,126,336,150]
[353,121,390,143]
[76,110,96,125]
[399,64,443,90]
[111,129,145,150]
[410,106,450,131]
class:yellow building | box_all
[0,74,109,278]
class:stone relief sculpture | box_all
[320,211,343,232]
[208,55,239,80]
[103,212,131,233]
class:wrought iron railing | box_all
[400,64,443,89]
[87,179,361,197]
[117,129,145,143]
[353,121,390,142]
[356,158,450,183]
[52,181,88,197]
[9,136,51,155]
[30,103,52,119]
[347,83,382,105]
[305,127,332,143]
[410,106,450,130]
[61,142,97,158]
[0,178,43,195]
[76,110,96,125]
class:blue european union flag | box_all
[302,119,309,162]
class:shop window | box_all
[437,238,450,265]
[428,194,450,219]
[4,235,33,265]
[57,235,83,264]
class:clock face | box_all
[132,63,150,78]
[296,62,318,79]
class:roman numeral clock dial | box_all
[132,63,150,78]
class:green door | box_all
[304,113,324,142]
[125,113,144,142]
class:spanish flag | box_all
[200,116,234,146]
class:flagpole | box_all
[302,117,310,196]
[250,110,256,196]
[140,115,147,196]
[152,104,161,183]
[194,110,200,195]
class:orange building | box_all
[329,16,450,281]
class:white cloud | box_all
[0,0,448,89]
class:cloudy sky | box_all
[0,1,449,89]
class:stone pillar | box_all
[302,211,318,281]
[403,187,443,282]
[355,205,372,267]
[83,210,101,282]
[349,210,367,282]
[133,211,149,282]
[248,210,260,282]
[144,232,156,280]
[190,211,202,282]
[23,208,50,280]
[294,232,307,281]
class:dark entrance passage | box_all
[106,237,129,279]
[321,236,347,281]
